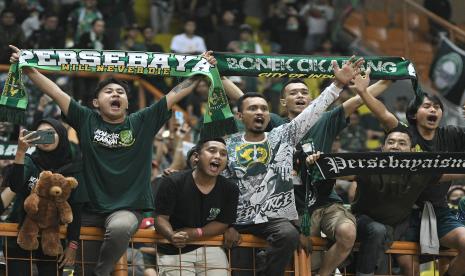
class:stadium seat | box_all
[365,11,391,27]
[387,28,416,41]
[412,41,434,53]
[344,11,363,37]
[394,12,429,33]
[363,26,388,42]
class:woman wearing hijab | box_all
[4,118,88,275]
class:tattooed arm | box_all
[166,75,206,110]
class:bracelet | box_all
[196,228,203,237]
[68,241,79,250]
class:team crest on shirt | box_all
[207,208,221,221]
[235,142,271,168]
[119,130,134,146]
[93,128,135,148]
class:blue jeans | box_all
[74,210,142,276]
[356,215,388,275]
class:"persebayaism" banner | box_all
[315,152,465,179]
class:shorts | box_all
[403,206,465,242]
[157,246,229,276]
[142,251,157,270]
[311,203,356,241]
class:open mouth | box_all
[110,99,121,109]
[295,99,307,106]
[426,115,438,123]
[209,160,220,172]
[254,117,264,125]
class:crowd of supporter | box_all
[0,0,464,276]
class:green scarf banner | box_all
[214,52,424,122]
[1,49,236,138]
[215,52,422,94]
[1,63,28,123]
[1,50,423,137]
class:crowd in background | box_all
[0,0,464,275]
[0,0,395,153]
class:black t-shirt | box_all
[352,173,441,226]
[154,170,239,255]
[408,125,465,207]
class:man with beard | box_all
[355,81,465,276]
[222,57,363,276]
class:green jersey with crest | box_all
[66,97,171,213]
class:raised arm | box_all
[284,57,363,145]
[342,80,392,117]
[166,75,204,110]
[351,70,398,130]
[221,76,244,101]
[165,51,217,109]
[9,45,71,115]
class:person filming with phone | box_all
[3,118,89,275]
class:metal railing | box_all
[402,0,465,44]
[0,222,458,276]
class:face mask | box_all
[287,24,298,31]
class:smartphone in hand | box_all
[175,111,184,126]
[24,130,56,144]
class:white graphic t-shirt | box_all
[224,83,341,225]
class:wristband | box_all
[196,228,203,237]
[68,241,79,250]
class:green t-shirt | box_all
[275,106,349,214]
[65,97,172,213]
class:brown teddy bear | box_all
[17,170,78,256]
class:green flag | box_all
[0,63,28,123]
